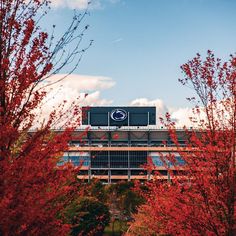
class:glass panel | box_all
[91,151,109,168]
[110,151,128,168]
[130,151,147,168]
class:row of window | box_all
[151,156,185,167]
[59,151,185,168]
[70,140,186,147]
[78,170,185,176]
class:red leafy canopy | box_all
[0,1,90,235]
[129,51,236,236]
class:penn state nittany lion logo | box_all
[110,109,127,121]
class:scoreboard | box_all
[82,107,156,126]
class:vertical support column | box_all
[147,130,150,146]
[108,129,111,184]
[147,151,151,181]
[88,151,92,183]
[108,150,111,184]
[167,160,171,183]
[88,169,92,183]
[128,130,131,181]
[88,131,91,146]
[128,130,131,146]
[128,151,131,181]
[108,131,111,147]
[148,111,150,126]
[88,151,92,182]
[108,111,110,130]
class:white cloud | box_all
[130,98,168,122]
[43,73,115,105]
[171,99,235,129]
[45,74,115,91]
[130,97,199,128]
[50,0,120,9]
[170,107,195,128]
[50,0,93,9]
[34,74,114,127]
[80,91,113,106]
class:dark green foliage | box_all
[64,197,110,236]
[106,181,144,218]
[90,180,108,202]
[123,190,143,216]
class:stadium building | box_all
[62,107,188,183]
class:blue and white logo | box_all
[110,109,127,121]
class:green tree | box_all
[107,181,144,219]
[65,197,110,236]
[89,179,108,202]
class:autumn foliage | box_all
[0,0,90,235]
[128,51,236,236]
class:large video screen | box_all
[82,107,156,126]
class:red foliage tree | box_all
[0,1,91,235]
[128,51,236,236]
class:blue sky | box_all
[41,0,236,125]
